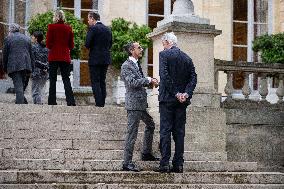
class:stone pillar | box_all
[280,0,284,32]
[148,0,222,109]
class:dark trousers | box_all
[89,65,108,107]
[10,70,28,104]
[48,61,75,106]
[159,102,187,167]
[123,110,155,165]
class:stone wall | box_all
[192,0,232,94]
[280,0,284,32]
[100,0,147,25]
[223,101,284,172]
[30,0,53,17]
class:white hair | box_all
[53,10,65,23]
[9,23,20,33]
[161,32,177,46]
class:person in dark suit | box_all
[85,12,112,107]
[46,10,76,106]
[120,42,159,172]
[3,23,33,104]
[157,32,197,173]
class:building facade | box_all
[0,0,283,97]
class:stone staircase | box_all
[0,102,283,188]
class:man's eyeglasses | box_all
[137,46,143,50]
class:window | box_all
[232,0,269,90]
[147,0,175,77]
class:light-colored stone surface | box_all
[223,101,284,172]
[0,170,282,184]
[0,184,284,189]
[30,0,53,17]
[191,0,233,96]
[100,0,147,25]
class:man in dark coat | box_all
[85,12,112,107]
[157,32,197,173]
[3,23,33,104]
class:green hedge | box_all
[111,18,152,69]
[28,10,87,59]
[252,33,284,64]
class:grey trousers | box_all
[10,71,28,104]
[123,110,155,165]
[32,76,48,104]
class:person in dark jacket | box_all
[3,23,33,104]
[85,12,112,107]
[31,31,49,104]
[46,10,76,106]
[157,32,197,173]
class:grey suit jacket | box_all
[3,32,33,75]
[121,59,150,111]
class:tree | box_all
[252,33,284,64]
[111,18,152,69]
[28,10,87,59]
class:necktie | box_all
[137,62,144,77]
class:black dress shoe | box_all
[122,163,140,172]
[48,102,57,105]
[67,104,76,106]
[141,153,160,161]
[171,165,183,173]
[154,165,170,173]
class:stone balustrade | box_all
[215,59,284,104]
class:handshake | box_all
[150,78,159,88]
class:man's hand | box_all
[151,78,159,88]
[176,93,189,103]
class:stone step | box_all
[0,184,283,189]
[0,137,215,152]
[0,111,128,124]
[1,171,282,184]
[0,159,257,172]
[0,105,227,132]
[1,149,227,161]
[0,103,227,117]
[1,119,226,134]
[0,103,126,115]
[0,129,200,142]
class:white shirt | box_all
[129,56,139,68]
[129,56,151,82]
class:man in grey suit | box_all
[121,42,159,172]
[3,23,33,104]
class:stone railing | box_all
[215,59,284,104]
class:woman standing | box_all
[31,31,49,104]
[46,10,76,106]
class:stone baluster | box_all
[224,71,234,100]
[242,72,251,99]
[276,74,284,103]
[259,73,268,101]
